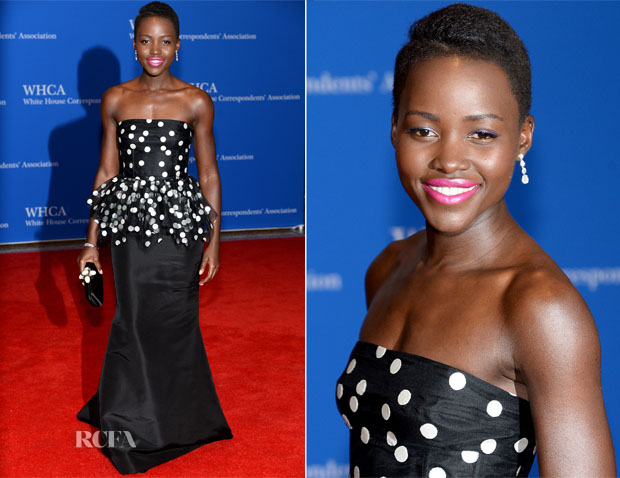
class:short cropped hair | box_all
[135,1,180,39]
[392,3,531,124]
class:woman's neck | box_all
[138,70,174,92]
[421,200,522,272]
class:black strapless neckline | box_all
[118,118,194,130]
[358,339,528,403]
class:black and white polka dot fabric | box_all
[87,119,217,248]
[336,341,537,477]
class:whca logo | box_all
[22,84,66,96]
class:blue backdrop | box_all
[307,1,620,476]
[0,0,304,244]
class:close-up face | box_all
[391,55,533,234]
[133,16,179,74]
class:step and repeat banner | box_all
[0,0,304,244]
[307,1,620,476]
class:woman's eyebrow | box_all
[464,113,504,121]
[405,110,440,122]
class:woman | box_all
[76,2,232,474]
[335,4,615,477]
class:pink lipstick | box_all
[147,57,164,67]
[422,178,480,205]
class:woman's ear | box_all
[518,114,535,157]
[391,112,398,147]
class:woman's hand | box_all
[199,241,220,285]
[77,246,103,281]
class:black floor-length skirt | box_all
[77,234,232,474]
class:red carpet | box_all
[0,237,304,477]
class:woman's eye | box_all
[407,128,438,138]
[163,40,171,45]
[470,130,498,140]
[140,39,149,44]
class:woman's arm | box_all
[77,87,121,273]
[191,89,221,285]
[508,271,616,475]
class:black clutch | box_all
[83,261,103,307]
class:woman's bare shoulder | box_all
[365,230,425,307]
[502,250,600,379]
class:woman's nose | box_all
[430,137,469,174]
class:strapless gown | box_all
[336,341,536,477]
[77,119,232,475]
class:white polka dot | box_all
[143,130,149,136]
[428,467,446,478]
[146,119,152,123]
[449,372,466,390]
[159,161,165,167]
[532,446,537,455]
[514,437,528,453]
[183,122,188,129]
[160,136,166,142]
[158,121,164,127]
[480,438,497,454]
[130,124,136,130]
[397,389,411,405]
[381,403,390,420]
[356,380,367,395]
[360,427,370,444]
[516,466,521,476]
[508,391,517,397]
[144,146,151,152]
[461,450,479,463]
[341,414,352,430]
[376,346,386,358]
[128,133,134,139]
[346,359,356,374]
[138,136,145,143]
[394,445,408,463]
[120,128,125,134]
[169,130,175,136]
[165,150,171,156]
[126,149,131,155]
[487,400,503,417]
[161,145,167,151]
[420,423,438,439]
[178,140,184,146]
[138,160,144,166]
[353,466,360,478]
[349,396,358,412]
[162,172,168,177]
[390,358,402,374]
[336,383,343,399]
[386,431,397,446]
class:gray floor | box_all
[0,226,305,254]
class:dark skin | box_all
[77,16,221,286]
[361,56,616,475]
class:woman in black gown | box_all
[336,4,615,477]
[76,2,232,474]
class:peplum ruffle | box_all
[87,174,217,248]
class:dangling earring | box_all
[518,153,529,184]
[176,50,179,62]
[134,50,138,61]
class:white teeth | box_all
[428,185,477,196]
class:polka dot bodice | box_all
[336,341,537,477]
[87,119,217,248]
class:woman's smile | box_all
[422,178,480,204]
